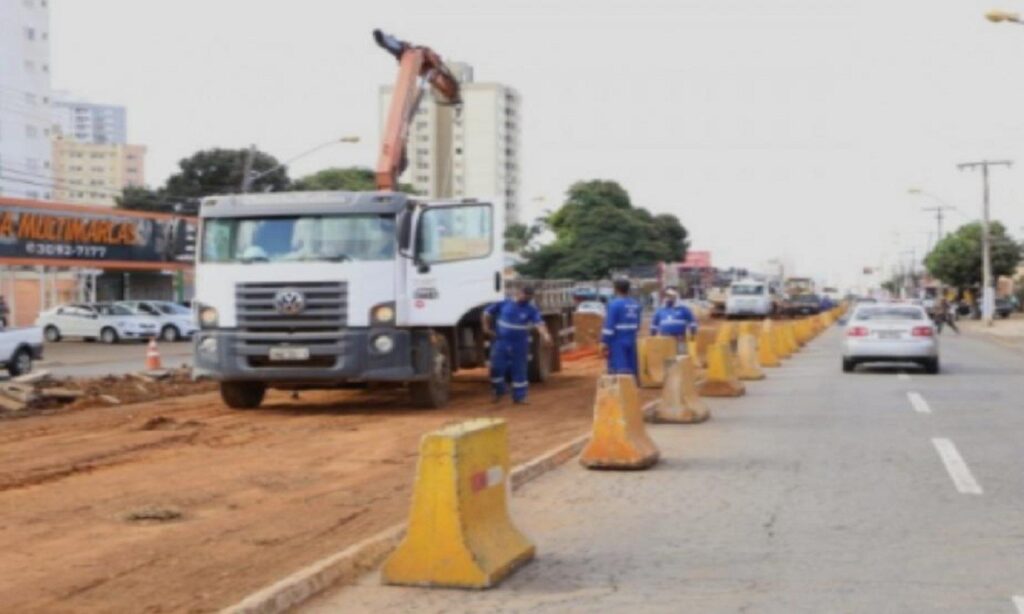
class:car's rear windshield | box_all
[731,285,763,296]
[854,306,926,321]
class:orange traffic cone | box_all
[146,338,162,370]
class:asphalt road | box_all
[28,339,194,378]
[305,327,1024,613]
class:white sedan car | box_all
[37,303,160,344]
[842,304,939,374]
[118,300,197,342]
[576,300,606,317]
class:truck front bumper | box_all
[192,328,435,384]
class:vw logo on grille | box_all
[274,289,306,315]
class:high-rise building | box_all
[52,97,128,144]
[51,139,146,206]
[0,0,53,200]
[379,63,521,224]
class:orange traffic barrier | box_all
[698,342,746,397]
[580,375,660,470]
[638,336,678,388]
[645,356,710,424]
[736,334,765,381]
[382,418,534,588]
[145,338,162,370]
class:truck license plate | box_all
[269,346,310,361]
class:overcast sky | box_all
[51,0,1024,289]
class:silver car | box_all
[842,304,939,373]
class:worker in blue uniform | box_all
[482,286,552,405]
[601,278,642,375]
[649,288,697,348]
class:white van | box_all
[725,279,775,318]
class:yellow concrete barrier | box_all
[645,356,710,424]
[771,323,791,359]
[757,329,781,367]
[382,418,534,588]
[737,321,757,337]
[580,375,660,470]
[736,333,766,381]
[698,342,746,397]
[694,328,718,367]
[686,332,703,369]
[638,336,678,389]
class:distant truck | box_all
[725,279,776,318]
[0,324,43,377]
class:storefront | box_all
[0,197,196,327]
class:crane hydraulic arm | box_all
[373,29,462,191]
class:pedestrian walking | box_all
[649,288,697,352]
[601,278,642,375]
[932,297,959,335]
[482,285,552,405]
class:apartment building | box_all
[51,138,146,206]
[52,97,128,144]
[0,0,53,200]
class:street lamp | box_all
[985,9,1022,23]
[241,135,361,192]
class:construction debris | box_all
[0,367,217,418]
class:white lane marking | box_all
[932,438,983,495]
[897,372,910,381]
[1013,596,1024,613]
[907,392,931,414]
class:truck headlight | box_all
[198,336,218,355]
[372,334,394,354]
[371,303,395,325]
[199,306,219,328]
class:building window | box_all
[26,27,35,41]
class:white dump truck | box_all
[192,192,570,409]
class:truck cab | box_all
[192,191,504,409]
[725,279,775,318]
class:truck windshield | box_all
[201,214,396,263]
[731,285,763,296]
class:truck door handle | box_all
[494,272,502,292]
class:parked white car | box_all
[575,300,606,317]
[118,300,197,342]
[0,324,43,376]
[37,303,160,344]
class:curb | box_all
[221,432,591,614]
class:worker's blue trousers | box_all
[607,339,638,376]
[490,337,530,402]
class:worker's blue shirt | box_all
[486,299,542,342]
[602,297,642,346]
[650,303,697,337]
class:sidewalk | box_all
[958,314,1024,352]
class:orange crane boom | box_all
[373,29,462,191]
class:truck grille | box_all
[235,281,348,332]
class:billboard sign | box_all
[0,198,195,270]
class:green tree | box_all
[291,166,416,193]
[925,221,1021,289]
[517,180,689,279]
[116,186,169,212]
[164,148,289,198]
[503,222,543,254]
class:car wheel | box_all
[44,325,61,342]
[100,327,119,344]
[7,348,32,377]
[160,325,180,342]
[842,357,856,373]
[220,382,266,409]
[923,358,939,375]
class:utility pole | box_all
[957,159,1013,326]
[921,205,954,240]
[239,144,257,193]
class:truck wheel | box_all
[220,382,266,409]
[527,330,552,383]
[44,326,61,342]
[409,332,451,408]
[8,348,32,377]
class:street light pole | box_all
[907,188,957,240]
[242,136,361,193]
[957,159,1013,326]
